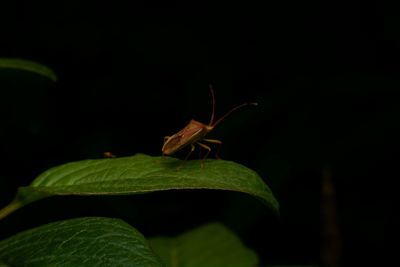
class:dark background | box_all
[0,1,398,266]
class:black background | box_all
[0,1,398,266]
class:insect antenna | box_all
[208,84,216,125]
[211,102,258,128]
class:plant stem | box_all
[0,200,22,220]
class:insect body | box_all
[162,85,257,167]
[103,151,116,158]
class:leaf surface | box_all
[0,217,163,266]
[149,223,258,267]
[0,154,278,219]
[0,58,57,81]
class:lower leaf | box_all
[149,222,258,267]
[0,217,164,267]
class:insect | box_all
[103,151,116,158]
[162,85,257,168]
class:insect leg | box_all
[196,142,212,168]
[203,138,223,159]
[184,143,196,161]
[177,143,196,170]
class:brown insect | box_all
[162,85,257,168]
[103,151,116,158]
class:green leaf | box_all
[0,217,163,267]
[0,58,57,82]
[149,222,258,267]
[0,154,279,219]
